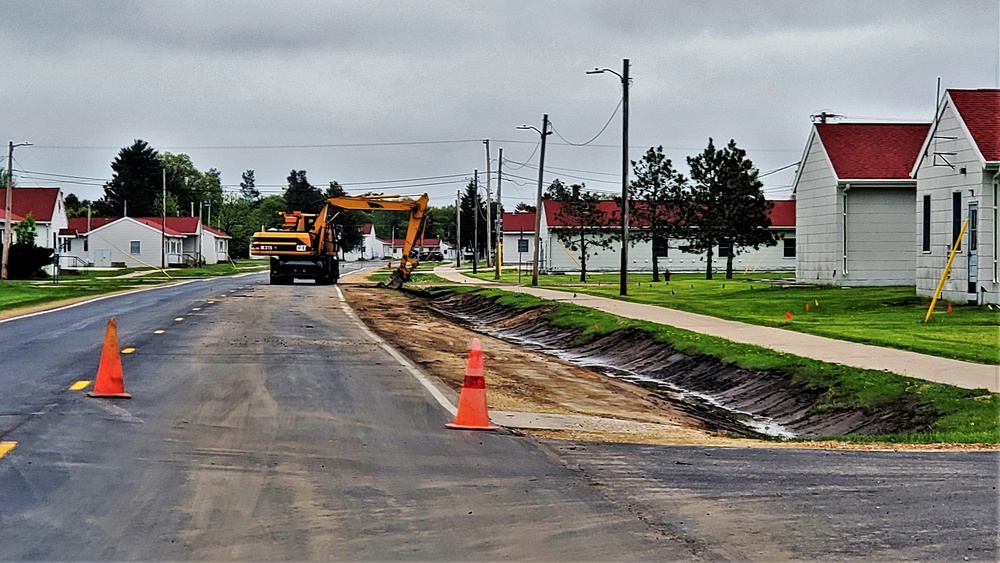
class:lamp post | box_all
[518,115,551,286]
[588,59,630,296]
[2,141,32,280]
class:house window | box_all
[952,192,962,251]
[129,240,141,254]
[922,195,931,252]
[83,239,88,252]
[783,237,796,258]
[717,239,733,258]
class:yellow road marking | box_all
[121,348,136,354]
[174,317,184,322]
[69,380,91,391]
[192,307,201,311]
[0,441,15,459]
[154,329,165,334]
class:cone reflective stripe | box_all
[446,338,496,431]
[88,317,131,399]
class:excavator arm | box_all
[321,193,430,289]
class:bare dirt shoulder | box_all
[340,280,990,451]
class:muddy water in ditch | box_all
[430,293,936,439]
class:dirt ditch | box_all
[429,291,940,439]
[340,281,960,448]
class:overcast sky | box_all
[1,0,998,209]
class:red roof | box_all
[66,216,117,233]
[505,199,794,230]
[949,89,1000,162]
[66,216,228,237]
[361,223,373,235]
[0,187,60,222]
[768,200,795,227]
[816,123,930,179]
[132,217,186,236]
[384,238,441,247]
[503,212,536,232]
[544,200,620,227]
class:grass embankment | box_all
[367,271,450,285]
[431,286,999,445]
[0,260,267,313]
[466,270,1000,365]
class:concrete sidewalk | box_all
[433,266,999,393]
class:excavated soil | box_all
[340,280,976,449]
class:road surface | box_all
[0,270,996,560]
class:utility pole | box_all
[484,139,492,268]
[527,115,550,286]
[494,147,503,280]
[455,190,461,268]
[588,59,631,295]
[620,58,630,296]
[161,168,167,269]
[2,140,31,281]
[473,170,479,274]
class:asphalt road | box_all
[0,270,996,560]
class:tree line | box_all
[545,138,776,281]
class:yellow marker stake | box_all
[192,307,201,311]
[69,380,91,391]
[0,441,16,459]
[121,348,136,354]
[174,317,184,322]
[154,330,165,334]
[207,300,215,304]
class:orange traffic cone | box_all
[446,338,496,431]
[88,317,131,399]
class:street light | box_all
[517,115,551,286]
[588,59,630,296]
[2,141,33,280]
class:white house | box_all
[343,223,382,261]
[792,122,931,286]
[0,186,68,251]
[912,88,999,304]
[59,216,230,268]
[501,199,796,274]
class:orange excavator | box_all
[250,193,430,288]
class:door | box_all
[967,202,978,297]
[94,250,111,267]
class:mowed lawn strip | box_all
[0,260,267,313]
[432,286,999,445]
[465,270,1000,365]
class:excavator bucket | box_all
[380,269,407,289]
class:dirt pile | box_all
[429,292,935,438]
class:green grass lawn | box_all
[1,260,268,313]
[436,286,999,444]
[465,270,1000,365]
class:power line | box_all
[549,97,623,146]
[31,138,488,151]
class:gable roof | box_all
[815,123,930,180]
[949,89,1000,162]
[503,212,536,233]
[361,223,374,235]
[65,216,228,237]
[768,200,795,227]
[544,200,620,227]
[131,217,186,236]
[0,187,60,222]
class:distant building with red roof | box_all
[59,215,230,268]
[500,198,796,273]
[0,187,68,252]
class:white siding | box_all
[794,130,842,283]
[89,219,173,268]
[915,100,998,303]
[842,186,916,285]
